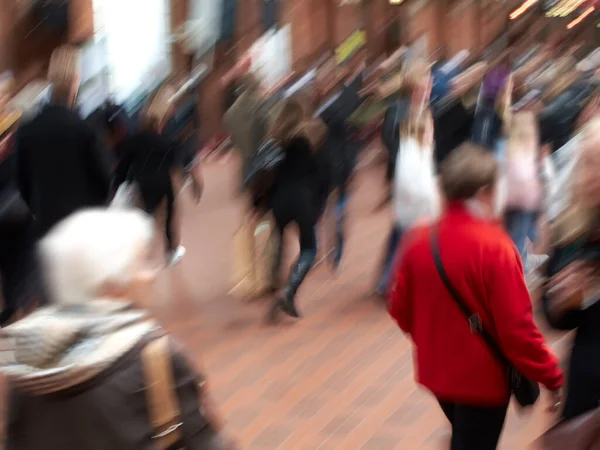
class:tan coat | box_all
[223,91,267,187]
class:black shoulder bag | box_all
[431,229,540,408]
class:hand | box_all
[548,388,562,413]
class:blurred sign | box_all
[249,25,292,90]
[335,29,366,65]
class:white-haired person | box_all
[0,208,232,450]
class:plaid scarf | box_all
[0,299,157,395]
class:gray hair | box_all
[38,208,155,305]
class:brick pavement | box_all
[152,154,567,450]
[0,152,567,449]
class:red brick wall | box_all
[334,3,362,46]
[0,0,13,73]
[282,0,328,72]
[0,0,94,86]
[198,0,366,140]
[446,1,479,58]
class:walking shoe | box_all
[168,246,186,266]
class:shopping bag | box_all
[230,221,257,298]
[230,215,276,298]
[253,217,276,294]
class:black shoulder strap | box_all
[430,228,510,369]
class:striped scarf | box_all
[0,299,157,396]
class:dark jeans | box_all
[438,399,509,450]
[377,225,403,293]
[505,209,538,260]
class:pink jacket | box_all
[505,153,542,211]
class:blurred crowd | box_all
[0,32,598,449]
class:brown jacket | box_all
[223,91,267,185]
[5,336,226,450]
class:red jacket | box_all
[389,203,563,405]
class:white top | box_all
[394,137,440,228]
[544,134,581,221]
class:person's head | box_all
[48,46,81,107]
[440,143,503,218]
[399,58,431,100]
[141,84,176,133]
[507,111,538,154]
[270,95,305,142]
[270,94,327,149]
[39,208,161,306]
[400,107,433,148]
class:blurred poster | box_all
[188,0,222,52]
[335,30,366,66]
[249,26,292,90]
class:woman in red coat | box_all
[388,143,563,450]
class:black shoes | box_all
[268,249,316,322]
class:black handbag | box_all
[431,229,540,408]
[243,138,284,208]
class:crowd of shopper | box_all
[0,33,598,449]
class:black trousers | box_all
[0,224,45,325]
[140,180,176,253]
[437,399,508,450]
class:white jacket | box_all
[394,137,440,228]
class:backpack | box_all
[243,138,285,202]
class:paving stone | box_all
[0,154,557,449]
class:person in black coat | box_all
[266,96,329,320]
[114,85,200,266]
[13,47,113,238]
[0,130,44,325]
[542,242,600,420]
[542,120,600,421]
[317,74,364,269]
